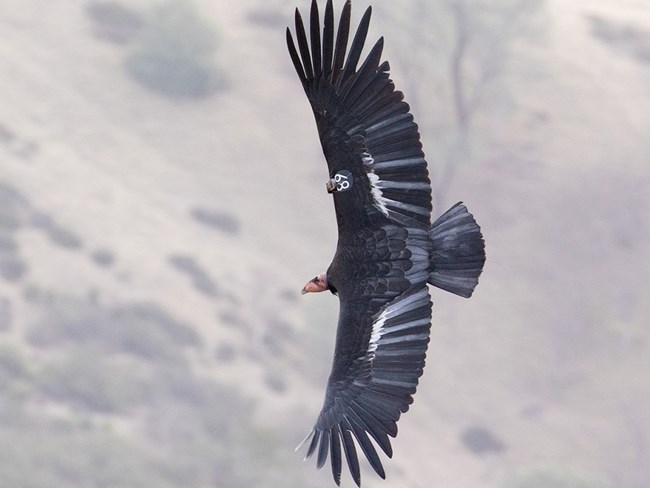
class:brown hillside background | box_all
[1,0,649,487]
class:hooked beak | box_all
[301,273,328,295]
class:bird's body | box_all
[287,1,486,485]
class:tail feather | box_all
[428,202,485,298]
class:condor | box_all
[287,1,486,485]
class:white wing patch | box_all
[366,287,431,357]
[362,150,390,217]
[362,148,431,225]
[368,308,387,354]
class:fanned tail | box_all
[428,202,485,298]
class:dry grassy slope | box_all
[1,0,328,389]
[0,1,340,480]
[1,0,649,487]
[534,0,650,173]
[396,1,650,487]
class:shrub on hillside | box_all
[501,464,610,488]
[86,1,144,44]
[124,1,225,99]
[36,348,147,412]
[460,425,506,455]
[90,248,115,267]
[0,182,31,230]
[0,297,12,331]
[190,207,240,235]
[0,345,30,390]
[588,15,650,64]
[30,212,84,250]
[0,421,179,487]
[26,297,201,363]
[0,256,28,283]
[168,253,219,297]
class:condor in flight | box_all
[287,0,485,485]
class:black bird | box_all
[287,1,486,485]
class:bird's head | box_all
[301,272,329,295]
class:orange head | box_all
[301,272,329,294]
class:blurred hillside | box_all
[0,0,649,487]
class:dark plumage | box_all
[287,1,486,485]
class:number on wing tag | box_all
[333,170,353,192]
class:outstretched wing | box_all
[286,0,432,231]
[298,286,432,486]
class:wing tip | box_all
[295,429,314,453]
